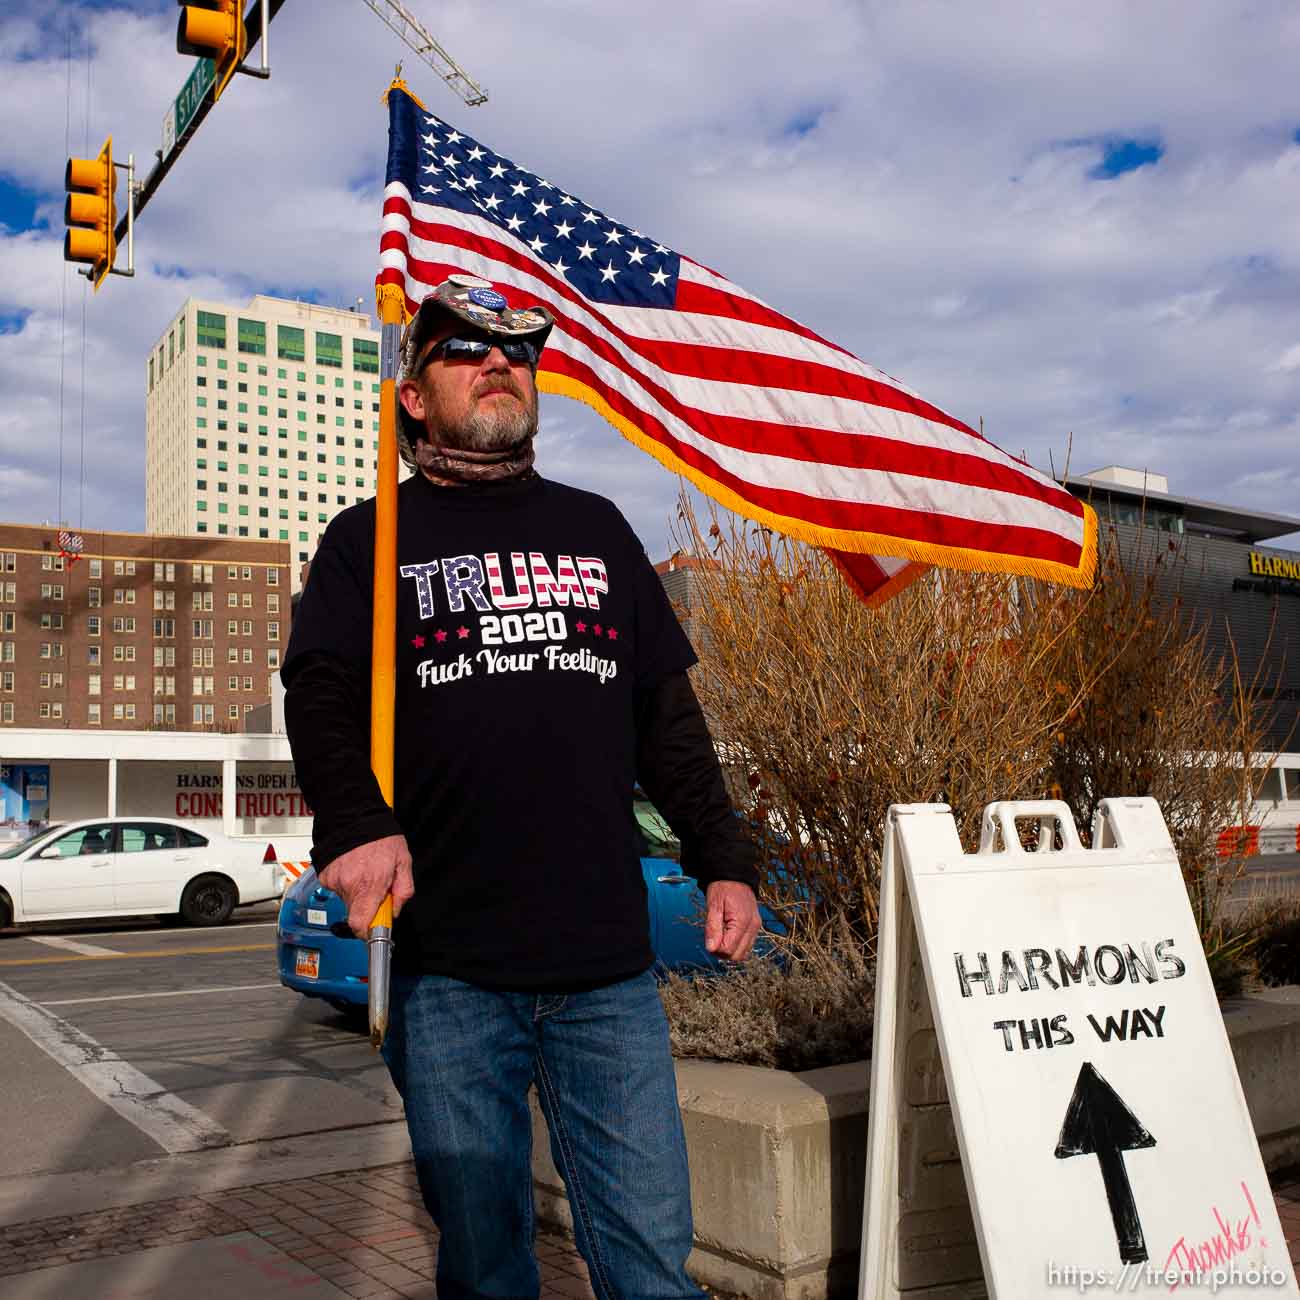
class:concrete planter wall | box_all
[531,990,1300,1300]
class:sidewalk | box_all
[0,1161,594,1300]
[1,1158,1298,1299]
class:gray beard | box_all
[446,401,538,452]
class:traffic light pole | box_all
[110,0,286,251]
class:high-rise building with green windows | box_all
[145,294,399,592]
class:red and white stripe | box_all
[378,186,1093,601]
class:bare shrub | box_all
[661,496,1273,1068]
[1045,522,1277,971]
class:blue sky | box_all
[1,0,1298,557]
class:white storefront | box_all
[0,727,312,853]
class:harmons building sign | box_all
[1063,466,1300,751]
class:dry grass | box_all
[659,920,874,1072]
[1223,889,1300,991]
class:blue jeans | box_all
[382,969,701,1300]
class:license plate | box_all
[294,948,320,979]
[307,908,328,927]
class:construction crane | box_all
[360,0,488,106]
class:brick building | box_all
[0,524,290,732]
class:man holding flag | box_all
[286,69,1096,1300]
[282,270,763,1300]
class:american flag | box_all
[377,84,1095,604]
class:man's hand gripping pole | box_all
[368,280,406,1050]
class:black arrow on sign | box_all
[1054,1061,1157,1264]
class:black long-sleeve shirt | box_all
[282,472,756,989]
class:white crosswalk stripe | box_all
[0,979,232,1154]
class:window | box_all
[153,562,175,582]
[242,647,254,665]
[153,617,175,638]
[40,613,64,630]
[242,566,252,581]
[88,674,101,696]
[267,648,280,669]
[88,645,100,665]
[0,613,11,632]
[0,553,13,572]
[267,567,279,585]
[89,558,102,578]
[228,704,240,720]
[87,616,100,637]
[193,619,213,639]
[242,592,253,608]
[228,619,239,635]
[353,337,379,373]
[197,310,226,348]
[277,324,306,362]
[242,619,254,636]
[267,620,280,641]
[315,331,343,368]
[88,587,101,607]
[192,562,214,583]
[242,675,254,692]
[237,318,267,354]
[88,703,101,725]
[0,582,13,603]
[267,593,279,613]
[42,554,66,571]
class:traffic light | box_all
[64,137,116,291]
[177,1,247,103]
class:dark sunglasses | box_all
[416,335,540,372]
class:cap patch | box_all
[468,287,509,311]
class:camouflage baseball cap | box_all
[397,275,554,466]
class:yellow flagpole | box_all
[367,276,407,1050]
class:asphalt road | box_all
[0,901,403,1197]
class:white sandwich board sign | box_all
[860,797,1298,1299]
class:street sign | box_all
[860,798,1299,1299]
[161,57,216,161]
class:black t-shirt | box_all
[284,472,698,987]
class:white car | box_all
[0,817,285,929]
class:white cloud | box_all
[0,0,1297,555]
